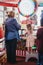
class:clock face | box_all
[18,0,37,17]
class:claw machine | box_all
[0,6,5,56]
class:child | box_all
[26,24,36,53]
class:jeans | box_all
[5,38,17,63]
[37,53,43,65]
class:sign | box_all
[18,0,38,18]
[21,19,34,24]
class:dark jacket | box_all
[36,28,43,53]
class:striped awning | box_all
[0,0,19,3]
[0,0,20,7]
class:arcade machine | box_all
[0,24,6,65]
[0,1,18,65]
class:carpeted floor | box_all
[5,57,37,65]
[5,62,36,65]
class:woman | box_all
[5,11,21,64]
[26,24,35,53]
[36,18,43,65]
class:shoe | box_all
[37,63,42,65]
[37,63,40,65]
[10,61,18,64]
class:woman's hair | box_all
[8,11,15,18]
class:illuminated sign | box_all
[18,0,38,18]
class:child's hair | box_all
[26,24,32,33]
[27,24,32,30]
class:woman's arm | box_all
[13,19,21,30]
